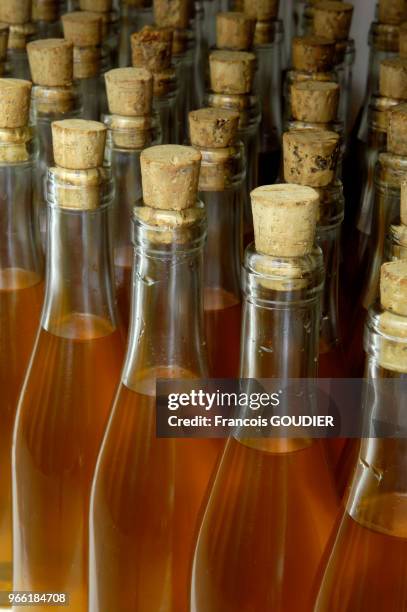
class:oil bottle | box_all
[207,48,260,245]
[191,183,340,612]
[89,144,221,612]
[103,66,160,329]
[0,0,36,80]
[118,0,153,68]
[314,260,407,611]
[348,103,407,376]
[0,78,44,596]
[32,0,61,37]
[131,26,178,144]
[189,107,244,378]
[27,38,82,248]
[62,11,104,120]
[79,0,119,69]
[12,119,125,611]
[313,2,354,136]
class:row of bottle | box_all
[1,99,407,610]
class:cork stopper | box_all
[216,12,254,51]
[189,108,239,148]
[243,0,279,21]
[209,50,256,95]
[313,2,354,41]
[62,11,103,47]
[79,0,112,12]
[32,0,58,22]
[378,0,406,25]
[8,22,36,51]
[251,184,319,257]
[105,68,153,117]
[131,26,172,72]
[387,103,407,155]
[52,119,107,170]
[0,24,9,62]
[0,78,32,128]
[292,36,336,72]
[0,0,31,25]
[141,145,201,210]
[381,261,407,316]
[291,81,339,123]
[401,179,407,225]
[27,39,73,87]
[283,129,340,187]
[154,0,190,30]
[379,57,407,99]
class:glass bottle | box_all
[348,103,407,377]
[32,0,62,37]
[79,0,120,72]
[89,144,222,612]
[12,119,125,611]
[313,2,355,136]
[103,66,161,329]
[118,0,153,68]
[314,260,407,612]
[386,180,407,262]
[0,0,36,82]
[0,79,44,595]
[62,11,104,120]
[27,38,82,248]
[131,26,178,144]
[191,184,339,612]
[207,49,260,246]
[0,25,9,76]
[189,107,244,378]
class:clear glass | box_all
[386,223,407,262]
[174,30,200,144]
[12,168,125,611]
[335,39,355,137]
[153,75,178,144]
[78,75,102,121]
[8,49,31,80]
[254,20,283,185]
[193,0,206,108]
[30,85,82,249]
[191,243,340,612]
[89,204,222,612]
[118,3,154,67]
[200,142,245,377]
[103,112,162,329]
[314,305,407,611]
[0,137,44,595]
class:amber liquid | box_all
[314,494,407,611]
[192,437,340,612]
[0,268,43,593]
[13,314,124,611]
[204,288,241,379]
[114,246,133,331]
[90,376,221,612]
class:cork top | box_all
[154,0,190,30]
[0,0,31,25]
[387,103,407,155]
[378,0,406,25]
[27,39,73,87]
[105,67,153,117]
[79,0,113,12]
[0,78,32,128]
[243,0,279,21]
[189,107,239,148]
[313,2,354,41]
[131,26,173,72]
[401,179,407,225]
[216,12,254,51]
[283,129,340,187]
[52,119,107,170]
[141,145,202,210]
[250,184,319,257]
[209,50,256,95]
[292,36,336,72]
[379,57,407,99]
[62,11,103,47]
[380,261,407,316]
[291,81,339,123]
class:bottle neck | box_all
[122,203,208,387]
[42,167,118,338]
[240,244,324,379]
[0,139,43,283]
[347,304,407,537]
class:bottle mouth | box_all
[207,92,261,131]
[0,126,37,166]
[365,302,407,374]
[197,141,246,191]
[369,21,400,52]
[103,111,162,150]
[46,166,114,211]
